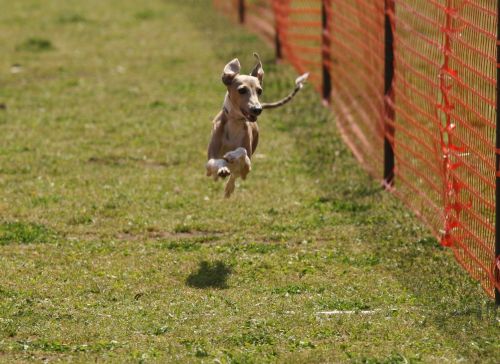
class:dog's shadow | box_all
[186,260,232,289]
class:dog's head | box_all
[222,53,264,122]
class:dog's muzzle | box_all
[250,106,262,116]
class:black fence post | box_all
[495,0,500,305]
[238,0,245,24]
[383,0,395,188]
[271,0,282,61]
[321,0,332,103]
[275,26,282,60]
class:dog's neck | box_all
[222,93,246,122]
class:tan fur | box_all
[206,54,307,198]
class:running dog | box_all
[206,53,308,197]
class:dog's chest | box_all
[222,122,250,150]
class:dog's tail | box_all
[261,73,309,110]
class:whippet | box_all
[206,53,308,197]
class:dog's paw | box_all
[217,167,231,178]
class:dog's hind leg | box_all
[224,175,237,198]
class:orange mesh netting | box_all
[213,0,500,299]
[389,0,497,297]
[246,0,276,45]
[275,0,323,92]
[213,0,277,45]
[330,1,386,179]
[213,0,239,19]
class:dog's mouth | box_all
[241,109,258,122]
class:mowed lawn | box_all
[0,0,498,362]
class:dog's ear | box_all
[222,58,241,85]
[250,53,264,84]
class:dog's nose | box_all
[250,106,262,115]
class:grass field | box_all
[0,0,499,362]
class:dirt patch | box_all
[116,230,222,242]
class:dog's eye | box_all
[257,88,263,96]
[238,87,248,94]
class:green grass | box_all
[15,37,55,52]
[0,221,56,245]
[0,0,498,362]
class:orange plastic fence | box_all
[213,0,239,19]
[329,1,386,180]
[213,0,500,299]
[390,0,498,298]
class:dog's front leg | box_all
[206,119,231,179]
[206,158,230,180]
[223,147,251,180]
